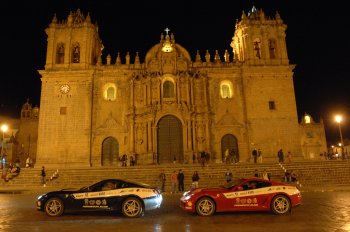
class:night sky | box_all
[0,0,349,146]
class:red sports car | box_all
[180,177,302,216]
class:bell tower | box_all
[37,9,102,167]
[231,6,289,65]
[44,9,102,70]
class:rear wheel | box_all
[44,197,64,217]
[121,197,143,218]
[196,197,215,216]
[271,195,291,215]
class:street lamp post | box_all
[335,115,344,155]
[1,124,8,155]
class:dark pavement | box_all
[1,187,350,232]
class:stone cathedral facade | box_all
[36,7,327,167]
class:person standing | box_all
[159,171,166,192]
[25,156,31,168]
[287,151,292,163]
[278,149,284,163]
[258,149,262,163]
[262,169,269,180]
[177,169,185,192]
[170,170,178,194]
[41,166,46,187]
[205,152,210,167]
[191,171,200,189]
[200,151,206,168]
[224,149,230,164]
[225,169,233,183]
[252,148,258,163]
[254,169,259,178]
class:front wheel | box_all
[196,197,216,216]
[121,197,143,218]
[44,197,64,217]
[271,195,291,215]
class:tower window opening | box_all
[72,43,80,63]
[269,39,277,59]
[269,101,276,110]
[56,43,65,64]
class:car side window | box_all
[102,182,116,191]
[117,182,128,188]
[242,181,258,190]
[256,181,271,188]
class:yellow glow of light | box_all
[335,115,342,123]
[1,124,8,133]
[304,115,311,124]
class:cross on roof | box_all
[164,28,170,35]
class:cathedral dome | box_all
[144,31,191,69]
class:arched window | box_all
[222,85,230,98]
[72,43,80,63]
[56,43,65,64]
[107,87,115,101]
[163,80,174,98]
[103,83,117,101]
[220,81,233,98]
[268,39,277,59]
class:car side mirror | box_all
[236,186,243,191]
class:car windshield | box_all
[221,178,244,189]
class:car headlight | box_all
[37,194,44,201]
[182,194,193,201]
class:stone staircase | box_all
[1,160,349,191]
[280,160,350,190]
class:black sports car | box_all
[36,179,163,218]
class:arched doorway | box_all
[102,137,119,166]
[157,115,184,164]
[221,134,239,162]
